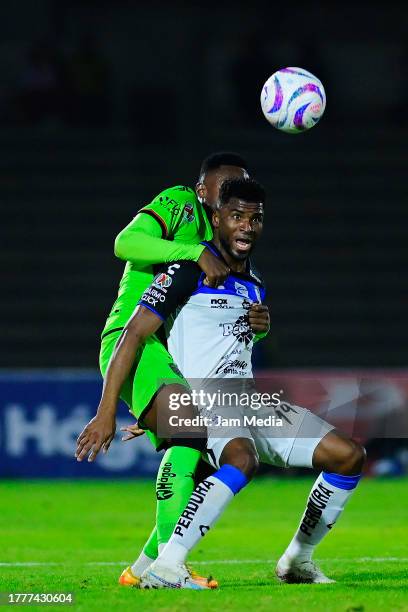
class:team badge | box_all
[183,203,195,223]
[234,281,249,298]
[154,273,172,288]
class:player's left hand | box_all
[248,303,270,333]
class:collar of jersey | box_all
[200,240,261,286]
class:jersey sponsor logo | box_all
[221,315,254,346]
[154,273,172,288]
[210,298,233,309]
[166,263,181,275]
[242,298,251,310]
[183,202,195,223]
[215,359,248,375]
[157,195,180,216]
[174,186,194,193]
[234,281,249,298]
[141,286,166,307]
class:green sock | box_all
[155,446,200,548]
[143,526,158,560]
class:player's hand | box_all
[198,248,230,287]
[75,414,116,462]
[248,303,270,334]
[120,422,146,441]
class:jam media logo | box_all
[154,273,172,289]
[221,315,253,345]
[183,203,195,223]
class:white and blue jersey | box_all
[138,241,266,380]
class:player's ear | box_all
[212,210,220,228]
[196,182,207,204]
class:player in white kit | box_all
[96,177,366,588]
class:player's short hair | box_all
[219,177,266,208]
[199,151,249,181]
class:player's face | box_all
[196,165,249,209]
[214,198,264,260]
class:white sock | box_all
[159,466,247,566]
[131,551,154,576]
[283,471,361,562]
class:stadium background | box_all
[1,1,407,480]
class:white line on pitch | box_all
[0,558,407,567]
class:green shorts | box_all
[99,330,189,450]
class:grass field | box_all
[1,477,407,611]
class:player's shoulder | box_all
[139,185,199,223]
[150,185,198,206]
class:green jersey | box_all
[101,186,213,337]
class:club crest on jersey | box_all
[183,203,195,223]
[234,281,249,298]
[154,273,172,288]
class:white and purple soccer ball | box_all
[260,67,326,134]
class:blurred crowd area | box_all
[0,2,407,134]
[1,35,111,128]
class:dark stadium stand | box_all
[2,125,407,367]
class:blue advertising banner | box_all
[0,370,161,478]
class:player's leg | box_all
[141,436,257,589]
[275,411,366,583]
[101,332,160,584]
[125,457,217,584]
[101,333,211,586]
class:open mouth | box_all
[235,237,252,252]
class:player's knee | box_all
[220,439,259,480]
[333,439,366,475]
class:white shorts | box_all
[203,402,334,470]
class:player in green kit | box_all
[76,152,249,588]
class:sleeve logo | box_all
[183,203,195,223]
[154,273,172,288]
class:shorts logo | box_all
[154,273,172,288]
[183,203,195,223]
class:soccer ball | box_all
[260,67,326,133]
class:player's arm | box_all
[114,212,205,266]
[114,202,229,287]
[75,307,162,462]
[75,261,200,462]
